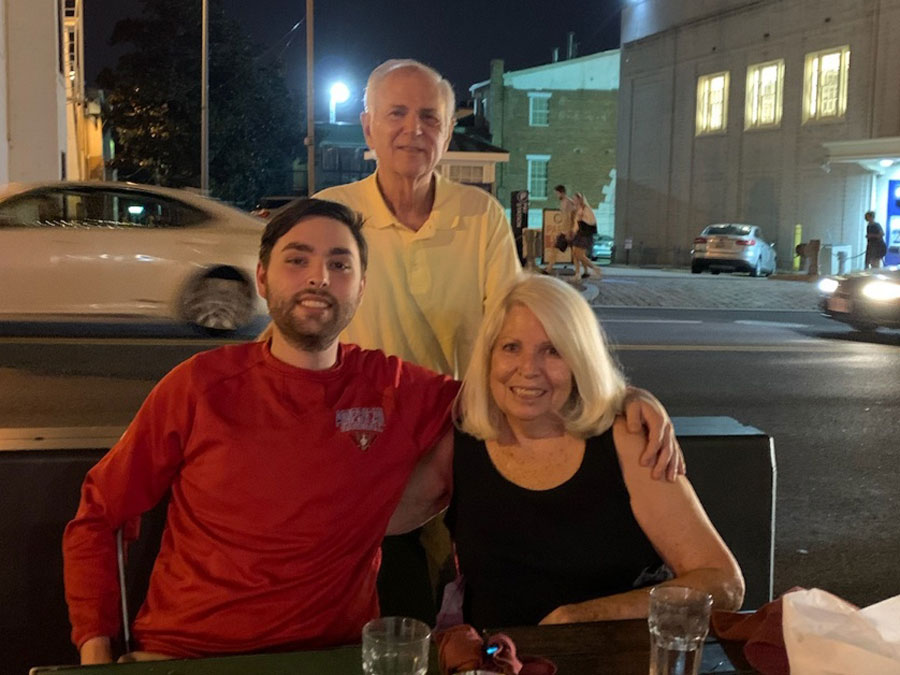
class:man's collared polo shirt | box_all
[317,172,521,377]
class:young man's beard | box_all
[267,289,358,353]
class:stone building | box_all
[617,0,900,269]
[469,50,620,234]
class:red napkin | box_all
[712,597,789,675]
[434,624,556,675]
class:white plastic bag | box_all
[783,588,900,675]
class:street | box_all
[2,299,898,608]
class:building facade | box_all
[470,51,620,234]
[0,0,69,184]
[62,0,108,181]
[617,0,900,269]
[0,0,105,185]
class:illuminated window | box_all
[526,154,550,199]
[745,59,784,129]
[803,46,850,123]
[696,72,730,135]
[528,92,551,127]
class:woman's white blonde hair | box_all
[455,273,626,440]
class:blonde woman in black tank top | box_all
[446,274,744,626]
[571,192,602,281]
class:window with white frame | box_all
[745,59,784,129]
[528,92,551,127]
[696,72,729,135]
[803,46,850,123]
[526,155,550,199]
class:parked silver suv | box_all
[691,223,777,276]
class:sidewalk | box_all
[548,265,822,310]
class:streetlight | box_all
[329,82,350,123]
[201,0,208,193]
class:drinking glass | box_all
[648,586,713,675]
[362,616,431,675]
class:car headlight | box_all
[818,278,839,294]
[861,279,900,301]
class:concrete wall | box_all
[617,0,900,267]
[5,0,67,182]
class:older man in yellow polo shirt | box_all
[318,59,519,378]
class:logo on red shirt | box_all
[335,407,385,451]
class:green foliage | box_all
[98,0,303,208]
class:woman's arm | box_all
[540,418,744,624]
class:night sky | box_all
[84,0,622,120]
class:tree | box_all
[98,0,302,207]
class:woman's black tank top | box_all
[577,219,597,237]
[446,428,669,628]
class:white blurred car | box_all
[0,181,267,332]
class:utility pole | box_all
[201,0,209,193]
[305,0,315,195]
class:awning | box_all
[822,136,900,174]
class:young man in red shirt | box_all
[64,199,460,663]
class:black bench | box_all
[672,416,775,609]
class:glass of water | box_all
[648,586,713,675]
[362,616,431,675]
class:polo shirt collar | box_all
[363,170,459,231]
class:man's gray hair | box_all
[364,59,456,124]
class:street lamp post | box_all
[329,82,350,123]
[201,0,209,194]
[305,0,315,196]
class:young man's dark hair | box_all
[553,184,567,194]
[259,198,368,271]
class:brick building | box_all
[469,50,620,234]
[617,0,900,269]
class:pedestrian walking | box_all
[864,210,886,269]
[542,185,576,275]
[571,193,602,280]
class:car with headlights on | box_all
[691,223,777,276]
[819,266,900,331]
[0,181,267,332]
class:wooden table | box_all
[30,620,758,674]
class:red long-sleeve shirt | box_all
[63,341,458,657]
